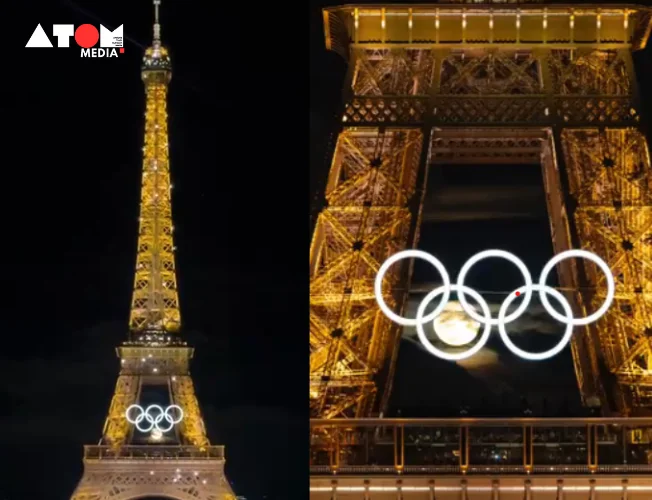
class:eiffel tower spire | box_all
[129,0,179,337]
[153,0,161,46]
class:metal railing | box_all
[84,445,225,461]
[310,417,652,475]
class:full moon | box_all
[433,301,481,347]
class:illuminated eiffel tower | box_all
[310,0,652,420]
[70,2,236,499]
[310,1,652,497]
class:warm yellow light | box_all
[433,301,480,347]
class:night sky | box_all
[391,164,586,417]
[5,1,307,499]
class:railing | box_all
[340,95,638,127]
[343,96,428,125]
[84,445,225,461]
[310,417,652,475]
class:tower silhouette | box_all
[70,2,236,498]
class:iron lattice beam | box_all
[129,44,181,334]
[312,8,652,419]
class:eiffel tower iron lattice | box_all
[310,2,652,419]
[70,3,236,499]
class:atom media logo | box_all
[25,23,124,58]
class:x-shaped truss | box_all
[310,128,423,418]
[562,128,652,409]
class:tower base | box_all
[70,446,235,500]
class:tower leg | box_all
[309,127,427,418]
[172,375,210,447]
[558,126,652,414]
[102,375,139,447]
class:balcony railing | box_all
[84,445,225,461]
[310,417,652,475]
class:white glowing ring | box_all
[125,404,184,433]
[456,249,533,326]
[374,248,615,361]
[416,284,492,361]
[498,284,574,361]
[538,249,615,326]
[375,249,451,326]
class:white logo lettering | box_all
[52,24,74,47]
[100,24,123,48]
[25,24,53,48]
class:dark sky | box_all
[4,1,307,499]
[391,164,585,417]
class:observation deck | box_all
[84,445,225,462]
[310,417,652,498]
[78,445,229,496]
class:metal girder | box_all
[312,28,652,418]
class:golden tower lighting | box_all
[69,2,236,498]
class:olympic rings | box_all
[375,250,451,326]
[538,249,615,326]
[125,404,184,433]
[497,284,574,361]
[374,249,615,361]
[416,284,492,361]
[456,250,533,326]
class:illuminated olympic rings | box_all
[374,249,615,361]
[125,404,184,433]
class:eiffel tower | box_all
[70,2,236,499]
[310,0,652,420]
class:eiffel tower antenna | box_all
[153,0,161,46]
[69,2,236,498]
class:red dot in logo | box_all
[75,24,99,48]
[515,291,521,297]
